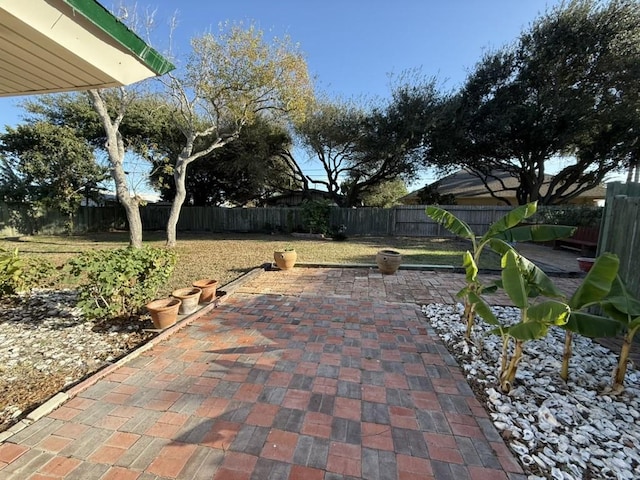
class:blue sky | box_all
[0,0,565,190]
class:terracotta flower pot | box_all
[172,287,202,315]
[376,249,402,274]
[577,257,595,273]
[274,250,297,270]
[146,297,181,329]
[192,278,218,303]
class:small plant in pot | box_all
[274,246,297,270]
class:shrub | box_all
[0,248,25,296]
[300,200,331,234]
[532,205,603,227]
[0,248,56,296]
[330,224,348,241]
[67,247,177,320]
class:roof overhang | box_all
[0,0,175,97]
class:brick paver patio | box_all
[1,267,581,480]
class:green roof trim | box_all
[63,0,175,76]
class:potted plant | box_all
[172,287,202,315]
[146,297,182,329]
[274,246,297,270]
[376,249,402,274]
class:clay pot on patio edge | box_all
[193,278,218,303]
[376,249,402,275]
[146,297,181,329]
[172,287,202,315]
[274,249,297,270]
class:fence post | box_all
[599,182,634,255]
[390,207,397,236]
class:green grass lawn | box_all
[0,232,499,296]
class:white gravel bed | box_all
[0,289,154,431]
[422,303,640,480]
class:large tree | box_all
[297,81,440,207]
[22,91,177,246]
[294,99,364,206]
[160,23,313,246]
[0,122,106,232]
[154,118,295,206]
[358,179,408,208]
[430,0,640,205]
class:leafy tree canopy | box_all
[160,22,314,245]
[297,77,444,207]
[428,0,640,205]
[155,117,295,206]
[358,179,409,208]
[0,122,107,232]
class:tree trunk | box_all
[500,339,523,393]
[112,155,143,248]
[463,300,475,339]
[122,200,144,248]
[613,327,638,391]
[166,160,187,248]
[88,89,143,248]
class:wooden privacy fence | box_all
[598,182,640,298]
[0,203,515,237]
[393,205,512,236]
[139,204,513,236]
[0,204,126,237]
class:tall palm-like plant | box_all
[426,201,575,338]
[470,249,570,392]
[560,253,621,381]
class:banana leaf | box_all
[461,251,477,283]
[569,253,619,309]
[564,311,622,337]
[517,253,565,299]
[488,237,515,257]
[495,224,576,243]
[602,276,640,324]
[480,283,499,295]
[501,250,527,308]
[468,291,500,326]
[507,321,550,340]
[483,202,537,239]
[528,300,570,326]
[425,206,474,242]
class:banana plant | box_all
[426,201,575,338]
[601,276,640,391]
[470,249,570,393]
[560,253,622,381]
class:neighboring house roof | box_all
[0,0,175,97]
[83,190,160,206]
[401,169,607,204]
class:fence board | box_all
[598,182,640,298]
[394,205,513,237]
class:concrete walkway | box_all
[0,258,585,480]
